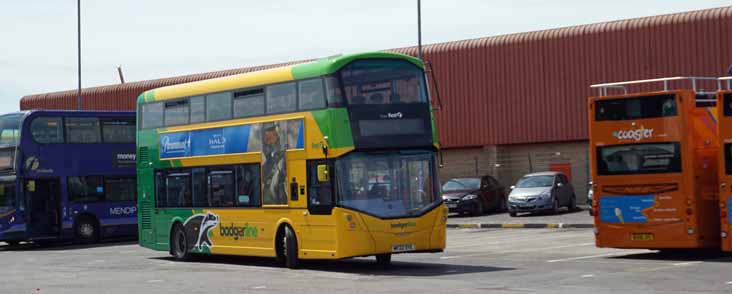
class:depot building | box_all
[20,6,732,203]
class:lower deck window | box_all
[596,142,681,175]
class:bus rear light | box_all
[722,202,727,209]
[722,231,728,238]
[686,208,693,215]
[687,228,695,235]
[721,211,727,219]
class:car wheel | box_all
[551,198,560,215]
[5,241,19,247]
[509,211,517,217]
[170,223,190,261]
[472,201,484,216]
[498,197,507,212]
[74,216,99,244]
[568,194,577,211]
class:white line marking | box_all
[147,280,164,283]
[252,286,266,289]
[581,274,594,278]
[726,281,732,285]
[546,252,621,263]
[672,261,702,266]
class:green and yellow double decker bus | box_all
[136,52,446,268]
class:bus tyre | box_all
[284,226,299,269]
[376,254,392,266]
[171,223,190,261]
[75,216,99,244]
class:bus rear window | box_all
[725,143,732,175]
[595,94,677,121]
[724,93,732,116]
[596,142,681,175]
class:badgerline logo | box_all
[219,223,258,240]
[612,126,654,142]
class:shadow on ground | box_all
[151,254,515,277]
[610,249,732,262]
[0,238,137,252]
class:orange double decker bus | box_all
[717,76,732,252]
[589,77,720,250]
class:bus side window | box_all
[154,171,166,208]
[307,160,333,215]
[192,168,207,207]
[235,164,261,207]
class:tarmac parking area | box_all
[2,228,731,294]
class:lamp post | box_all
[417,0,423,61]
[77,0,82,110]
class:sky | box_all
[1,0,730,113]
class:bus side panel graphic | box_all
[599,195,655,223]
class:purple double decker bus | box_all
[0,110,137,245]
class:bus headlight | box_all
[687,228,695,235]
[722,231,728,238]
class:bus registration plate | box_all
[392,244,416,252]
[631,233,654,241]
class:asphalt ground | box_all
[447,205,594,227]
[3,228,731,293]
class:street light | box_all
[77,0,82,110]
[417,0,423,61]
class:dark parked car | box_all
[507,171,576,216]
[442,176,507,216]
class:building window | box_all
[266,82,297,114]
[206,92,232,121]
[30,117,64,143]
[66,117,101,143]
[141,102,163,129]
[101,119,135,143]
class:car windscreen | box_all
[442,179,480,192]
[596,142,681,175]
[516,176,554,188]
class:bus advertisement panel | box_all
[589,88,720,250]
[137,52,446,268]
[717,90,732,251]
[0,110,137,245]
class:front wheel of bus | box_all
[376,254,392,266]
[75,217,99,244]
[283,226,300,269]
[171,224,190,261]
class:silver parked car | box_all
[507,171,576,216]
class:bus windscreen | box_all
[595,94,677,121]
[596,142,681,175]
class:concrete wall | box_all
[440,141,591,204]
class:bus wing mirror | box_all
[317,165,330,182]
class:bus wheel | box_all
[283,226,299,269]
[375,254,392,266]
[170,223,190,261]
[75,216,99,244]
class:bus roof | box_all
[137,51,423,104]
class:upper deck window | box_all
[340,59,427,105]
[0,114,22,146]
[298,79,326,110]
[102,119,135,143]
[31,116,63,144]
[190,96,205,123]
[141,102,163,129]
[66,117,101,143]
[164,100,189,126]
[595,94,677,121]
[206,92,232,121]
[267,82,297,114]
[233,89,265,118]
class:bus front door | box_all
[25,179,61,240]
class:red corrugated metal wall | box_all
[20,7,732,148]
